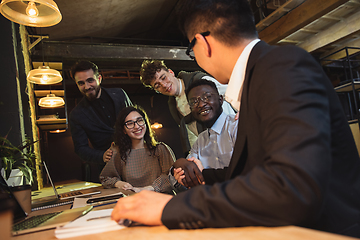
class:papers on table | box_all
[55,209,125,239]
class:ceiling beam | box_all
[258,0,349,45]
[298,11,360,53]
[32,41,191,61]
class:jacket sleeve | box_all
[69,111,105,164]
[99,145,122,188]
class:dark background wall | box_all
[0,17,32,155]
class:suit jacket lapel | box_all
[104,88,121,118]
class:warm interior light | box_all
[151,122,163,129]
[26,2,38,17]
[38,93,65,108]
[27,66,62,85]
[0,0,62,27]
[42,74,48,81]
[49,129,66,133]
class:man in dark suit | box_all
[69,61,132,183]
[111,0,360,237]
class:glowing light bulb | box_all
[40,74,49,84]
[151,122,163,129]
[26,2,39,18]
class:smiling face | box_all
[150,69,180,96]
[123,111,147,142]
[187,84,223,128]
[74,69,102,101]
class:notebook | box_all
[31,162,101,211]
[0,174,93,236]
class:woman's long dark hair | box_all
[113,105,157,162]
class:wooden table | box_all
[12,224,358,240]
[10,183,358,240]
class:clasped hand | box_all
[173,157,205,188]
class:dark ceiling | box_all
[25,0,360,97]
[27,0,185,45]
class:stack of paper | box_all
[55,209,125,239]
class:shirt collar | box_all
[225,39,260,112]
[210,112,227,135]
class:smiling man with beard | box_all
[69,61,132,183]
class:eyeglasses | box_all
[152,74,167,92]
[188,92,216,108]
[124,117,145,129]
[186,31,210,60]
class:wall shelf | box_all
[334,79,360,92]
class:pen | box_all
[87,215,111,221]
[118,218,141,227]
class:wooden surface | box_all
[12,225,358,240]
[258,0,348,45]
[10,182,357,240]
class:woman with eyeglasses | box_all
[100,105,175,193]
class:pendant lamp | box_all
[27,65,62,84]
[0,0,62,27]
[38,93,64,108]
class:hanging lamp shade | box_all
[27,65,62,85]
[38,93,64,108]
[0,0,62,27]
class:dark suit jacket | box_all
[162,41,360,237]
[69,88,132,165]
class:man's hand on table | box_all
[111,190,173,226]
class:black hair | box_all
[113,105,157,162]
[70,61,99,80]
[177,0,258,46]
[185,78,220,98]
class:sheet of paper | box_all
[71,192,124,209]
[55,209,125,239]
[71,197,89,209]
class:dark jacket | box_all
[162,41,360,238]
[69,87,132,164]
